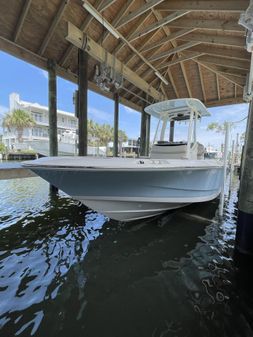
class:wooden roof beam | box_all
[198,64,207,102]
[205,97,244,107]
[129,10,189,42]
[99,0,134,45]
[13,0,32,42]
[157,51,204,69]
[156,1,249,12]
[216,74,221,101]
[116,0,165,29]
[59,0,111,67]
[202,64,247,78]
[180,61,192,97]
[190,45,250,61]
[197,55,250,71]
[66,22,163,101]
[179,32,245,49]
[39,0,69,55]
[193,59,246,87]
[148,41,200,62]
[140,28,195,53]
[167,18,245,32]
[0,36,142,112]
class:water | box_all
[0,174,253,337]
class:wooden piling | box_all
[113,92,119,157]
[169,121,175,142]
[78,49,88,156]
[48,59,58,157]
[140,104,147,157]
[236,101,253,255]
[48,59,58,193]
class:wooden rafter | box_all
[59,0,111,67]
[198,64,207,102]
[180,61,192,97]
[197,55,250,71]
[194,59,246,87]
[156,1,249,12]
[140,28,195,53]
[179,32,245,49]
[129,11,189,42]
[13,0,32,42]
[157,52,204,69]
[216,74,221,101]
[116,0,165,29]
[166,18,244,32]
[148,41,200,62]
[205,97,243,107]
[66,22,163,101]
[39,0,69,55]
[202,63,247,78]
[0,36,141,112]
[190,45,250,61]
[99,0,134,45]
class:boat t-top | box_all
[23,98,223,221]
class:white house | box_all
[2,93,78,153]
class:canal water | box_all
[0,173,252,337]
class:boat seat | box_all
[156,141,187,146]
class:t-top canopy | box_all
[144,98,211,121]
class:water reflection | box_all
[0,175,253,336]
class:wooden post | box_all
[78,49,88,156]
[48,59,58,193]
[235,101,253,255]
[48,59,58,157]
[113,92,119,157]
[169,121,175,142]
[140,104,147,156]
[145,113,151,156]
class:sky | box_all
[0,51,248,150]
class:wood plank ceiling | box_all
[0,0,250,111]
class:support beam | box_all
[116,0,165,29]
[180,61,192,97]
[60,0,110,67]
[0,36,142,113]
[78,49,88,156]
[48,59,58,157]
[191,45,250,61]
[66,22,163,101]
[113,92,119,157]
[141,28,195,53]
[198,64,207,102]
[156,1,249,12]
[157,52,204,70]
[197,55,250,71]
[13,0,32,42]
[236,101,253,255]
[216,74,220,101]
[140,105,147,156]
[205,97,244,107]
[129,11,189,42]
[148,41,200,62]
[39,0,69,55]
[169,121,175,142]
[166,18,244,32]
[179,32,245,48]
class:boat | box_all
[22,99,223,221]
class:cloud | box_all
[123,106,139,115]
[40,70,48,79]
[88,107,112,123]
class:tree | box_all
[2,109,35,142]
[0,142,5,154]
[206,122,226,133]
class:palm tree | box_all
[2,109,35,142]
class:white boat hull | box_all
[23,157,223,222]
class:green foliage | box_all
[0,142,6,154]
[207,122,226,133]
[2,109,35,142]
[88,120,128,146]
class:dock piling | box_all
[113,92,119,157]
[78,49,88,156]
[236,101,253,256]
